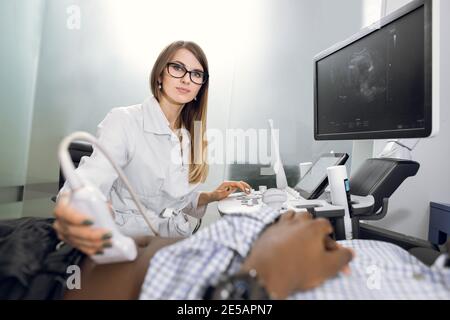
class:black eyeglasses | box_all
[166,62,208,85]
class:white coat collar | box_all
[142,96,172,135]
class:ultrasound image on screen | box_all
[316,6,426,135]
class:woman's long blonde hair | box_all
[150,41,209,184]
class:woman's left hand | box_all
[209,181,252,202]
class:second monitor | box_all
[294,153,349,200]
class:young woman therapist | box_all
[54,41,251,256]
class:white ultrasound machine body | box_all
[218,186,374,218]
[217,183,364,217]
[217,120,375,225]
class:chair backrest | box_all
[350,158,420,214]
[58,141,93,191]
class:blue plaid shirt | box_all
[139,205,450,300]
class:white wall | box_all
[0,0,46,218]
[202,0,364,228]
[366,0,450,240]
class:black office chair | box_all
[349,158,447,266]
[55,141,202,234]
[51,141,93,202]
[57,141,93,191]
[349,158,421,239]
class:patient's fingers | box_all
[295,211,313,222]
[323,237,352,275]
[341,265,351,276]
[325,239,354,257]
[324,236,338,251]
[310,218,334,236]
[322,247,354,279]
[54,201,93,226]
[280,211,312,224]
[279,210,296,222]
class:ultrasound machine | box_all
[218,123,379,241]
[219,0,447,254]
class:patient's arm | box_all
[64,237,181,300]
[64,211,353,300]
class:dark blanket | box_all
[0,217,84,299]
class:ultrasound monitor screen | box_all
[315,4,431,139]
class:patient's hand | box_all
[241,211,354,299]
[53,197,114,256]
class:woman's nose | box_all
[181,72,191,84]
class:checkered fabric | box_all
[139,206,450,300]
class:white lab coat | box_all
[60,96,207,237]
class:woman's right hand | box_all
[53,197,114,256]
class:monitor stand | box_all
[351,140,374,175]
[350,139,420,176]
[377,139,421,161]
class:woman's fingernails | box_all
[95,250,104,255]
[82,220,94,226]
[103,242,113,248]
[102,232,113,240]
